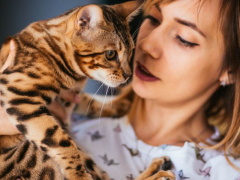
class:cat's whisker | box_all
[132,20,142,41]
[112,81,115,95]
[84,83,104,117]
[132,29,139,40]
[110,87,113,108]
[132,27,140,41]
[98,86,110,121]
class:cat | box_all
[0,1,175,180]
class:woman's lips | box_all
[135,62,160,82]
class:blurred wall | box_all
[0,0,107,44]
[105,0,129,5]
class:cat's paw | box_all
[144,157,175,180]
[147,170,175,180]
[111,99,131,117]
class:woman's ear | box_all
[219,70,234,86]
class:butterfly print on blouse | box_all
[199,167,211,177]
[99,154,120,166]
[122,144,140,157]
[158,144,169,150]
[113,124,122,133]
[126,174,134,180]
[236,176,240,180]
[178,170,190,180]
[87,131,104,141]
[192,146,206,163]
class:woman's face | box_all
[132,0,225,106]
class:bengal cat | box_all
[0,1,175,180]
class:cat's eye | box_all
[105,50,117,61]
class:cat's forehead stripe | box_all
[119,42,122,51]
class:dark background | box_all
[0,0,129,45]
[0,0,138,94]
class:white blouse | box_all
[71,115,240,180]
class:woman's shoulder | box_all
[185,141,240,179]
[191,131,240,179]
[170,142,240,179]
[202,152,240,179]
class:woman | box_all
[1,0,240,179]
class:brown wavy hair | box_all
[141,0,240,168]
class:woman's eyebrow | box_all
[174,18,206,38]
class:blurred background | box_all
[0,0,130,44]
[0,0,140,94]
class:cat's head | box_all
[68,1,142,87]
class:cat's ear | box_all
[0,37,16,73]
[75,5,104,30]
[113,0,144,22]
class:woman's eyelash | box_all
[144,16,198,48]
[176,35,199,48]
[144,15,160,25]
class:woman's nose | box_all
[138,28,162,60]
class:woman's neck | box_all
[128,97,214,146]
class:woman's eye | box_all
[176,35,199,48]
[144,15,160,26]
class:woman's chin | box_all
[132,76,154,99]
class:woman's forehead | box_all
[145,0,221,15]
[147,0,222,38]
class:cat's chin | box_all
[101,79,129,88]
[96,79,123,88]
[92,74,125,88]
[102,81,121,88]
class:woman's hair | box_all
[140,0,240,167]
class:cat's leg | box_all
[135,157,175,180]
[0,81,93,180]
[54,95,76,130]
[81,153,111,180]
[0,139,65,180]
